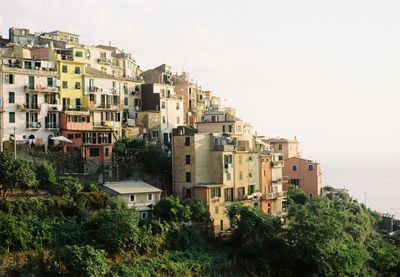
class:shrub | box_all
[56,176,83,196]
[63,245,110,277]
[153,196,191,222]
[36,163,57,191]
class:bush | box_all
[0,212,32,253]
[56,176,83,196]
[63,245,110,277]
[36,163,57,191]
[75,192,110,211]
[153,196,191,222]
[187,199,210,223]
[84,207,143,253]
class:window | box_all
[161,101,165,109]
[9,112,15,123]
[148,193,153,201]
[176,102,180,110]
[224,155,233,164]
[215,206,219,214]
[290,179,300,187]
[239,171,243,180]
[74,133,81,138]
[67,134,74,139]
[5,74,15,84]
[75,67,80,74]
[47,77,53,87]
[278,155,283,161]
[185,155,191,164]
[162,116,166,124]
[237,187,245,199]
[224,188,234,202]
[291,165,298,172]
[177,116,180,124]
[124,97,128,106]
[9,92,15,103]
[62,65,67,73]
[308,164,314,171]
[75,82,81,89]
[185,188,192,198]
[278,144,283,150]
[140,212,147,220]
[130,195,135,202]
[248,184,255,195]
[90,148,100,157]
[105,148,109,157]
[185,172,191,182]
[211,187,221,198]
[75,51,83,57]
[62,81,68,89]
[184,137,190,146]
[28,75,35,89]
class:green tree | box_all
[36,163,57,191]
[84,207,143,253]
[57,176,83,196]
[13,158,38,194]
[153,196,191,222]
[0,212,32,253]
[63,245,110,277]
[0,152,38,199]
[187,199,210,223]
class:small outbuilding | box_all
[102,180,162,220]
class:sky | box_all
[1,0,400,167]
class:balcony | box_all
[264,192,277,200]
[17,103,39,111]
[25,85,59,94]
[26,122,41,130]
[97,57,112,65]
[45,122,59,130]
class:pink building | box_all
[282,157,322,196]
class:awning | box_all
[50,136,72,143]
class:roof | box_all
[268,137,299,143]
[96,44,117,51]
[285,156,320,165]
[103,180,162,195]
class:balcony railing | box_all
[25,85,59,94]
[17,103,39,111]
[26,122,41,129]
[45,122,59,129]
[97,57,112,65]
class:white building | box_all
[102,180,162,220]
[141,83,184,144]
[0,57,61,147]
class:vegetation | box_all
[0,151,399,276]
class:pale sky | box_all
[1,0,400,166]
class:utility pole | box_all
[14,126,16,158]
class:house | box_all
[282,157,322,196]
[102,180,162,220]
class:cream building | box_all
[0,46,60,148]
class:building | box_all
[173,71,205,125]
[282,157,322,196]
[135,110,160,141]
[102,180,162,220]
[268,137,301,160]
[0,45,60,149]
[141,83,183,144]
[196,107,254,148]
[172,127,285,234]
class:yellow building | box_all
[56,48,86,110]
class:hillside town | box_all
[0,27,324,233]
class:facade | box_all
[141,83,183,144]
[172,127,285,234]
[136,110,160,141]
[102,180,162,220]
[268,137,301,160]
[196,108,253,148]
[0,45,60,149]
[282,157,322,196]
[173,71,205,125]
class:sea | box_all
[323,160,400,219]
